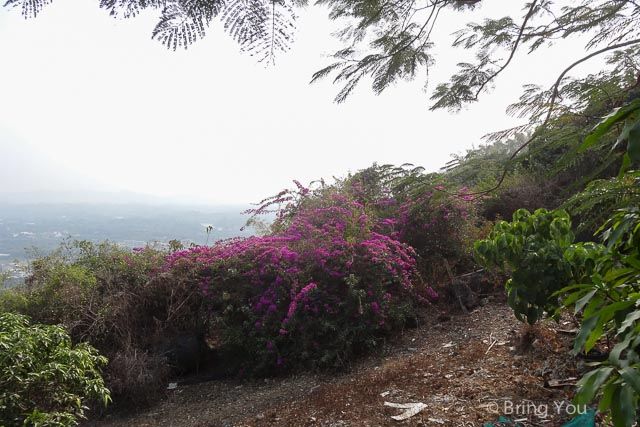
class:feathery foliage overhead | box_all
[5,0,640,191]
[5,0,640,107]
[4,0,302,63]
[310,0,640,111]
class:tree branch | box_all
[471,0,539,100]
[461,37,640,199]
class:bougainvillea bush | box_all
[247,165,484,280]
[394,185,482,277]
[162,167,485,374]
[166,193,425,373]
[338,166,484,277]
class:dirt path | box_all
[93,302,587,427]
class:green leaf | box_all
[612,384,637,427]
[599,379,617,412]
[610,333,634,364]
[627,114,640,163]
[619,309,640,335]
[574,315,600,353]
[606,219,632,250]
[583,293,604,318]
[594,300,635,320]
[584,320,604,353]
[619,152,632,178]
[575,289,597,314]
[622,255,640,270]
[580,100,640,153]
[619,366,640,395]
[559,285,592,306]
[575,366,614,405]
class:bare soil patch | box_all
[92,301,589,427]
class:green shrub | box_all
[474,208,576,324]
[19,262,97,327]
[0,312,110,427]
[2,240,203,408]
[476,204,640,424]
[0,288,30,314]
[560,207,640,426]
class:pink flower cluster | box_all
[286,282,317,320]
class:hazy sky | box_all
[0,1,594,204]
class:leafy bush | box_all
[564,170,640,234]
[1,240,205,408]
[554,98,640,426]
[0,312,110,427]
[394,184,481,277]
[476,203,640,424]
[474,208,576,324]
[560,207,640,426]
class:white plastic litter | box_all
[384,401,427,420]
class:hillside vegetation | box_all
[2,24,640,427]
[2,85,640,423]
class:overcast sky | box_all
[0,1,594,205]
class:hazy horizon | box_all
[0,188,253,207]
[0,202,256,275]
[0,1,605,205]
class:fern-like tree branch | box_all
[467,0,538,103]
[461,37,640,199]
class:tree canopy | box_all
[4,0,639,109]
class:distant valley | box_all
[0,203,255,280]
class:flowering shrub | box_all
[165,195,421,372]
[325,167,483,276]
[394,185,480,276]
[162,167,485,373]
